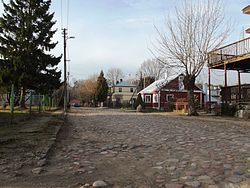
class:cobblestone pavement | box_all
[49,108,250,187]
[4,107,250,188]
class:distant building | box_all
[70,99,82,107]
[111,79,137,107]
[139,74,204,111]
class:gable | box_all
[162,76,180,90]
[163,75,202,91]
[139,74,202,94]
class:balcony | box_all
[208,37,250,72]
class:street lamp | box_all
[243,5,250,33]
[63,28,75,115]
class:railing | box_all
[221,84,250,103]
[208,37,250,67]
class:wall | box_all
[112,86,137,103]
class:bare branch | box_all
[137,58,166,80]
[153,0,231,79]
[106,68,124,85]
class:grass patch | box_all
[0,113,63,142]
[0,111,30,125]
[142,108,163,113]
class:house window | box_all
[166,94,174,102]
[130,88,134,92]
[153,94,158,103]
[119,88,122,92]
[145,95,151,103]
[179,75,184,90]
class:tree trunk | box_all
[187,88,198,116]
[184,75,198,116]
[19,87,26,108]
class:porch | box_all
[208,37,250,117]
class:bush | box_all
[221,103,237,116]
[121,101,130,108]
[114,101,122,108]
[165,101,175,112]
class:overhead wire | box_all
[66,0,71,81]
[67,0,70,30]
[60,0,70,30]
[60,0,63,29]
[70,72,89,76]
[65,0,72,84]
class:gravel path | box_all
[0,113,63,187]
[3,107,250,188]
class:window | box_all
[145,95,151,103]
[179,76,184,91]
[153,94,158,103]
[130,88,134,92]
[166,94,174,102]
[119,88,122,92]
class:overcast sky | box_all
[1,0,250,85]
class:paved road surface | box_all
[2,107,250,187]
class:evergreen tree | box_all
[95,71,108,104]
[0,0,61,107]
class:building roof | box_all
[139,74,178,94]
[114,81,136,87]
[139,74,203,94]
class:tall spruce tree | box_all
[0,0,61,107]
[95,71,108,105]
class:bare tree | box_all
[106,68,124,85]
[153,0,230,115]
[138,58,165,80]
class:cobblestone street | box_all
[45,108,250,187]
[2,107,250,187]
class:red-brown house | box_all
[139,74,204,111]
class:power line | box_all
[60,0,70,30]
[60,0,63,29]
[70,72,89,76]
[67,0,70,30]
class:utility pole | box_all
[63,28,67,115]
[67,71,70,104]
[62,28,74,115]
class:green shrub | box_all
[121,101,130,108]
[165,101,175,112]
[221,103,237,116]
